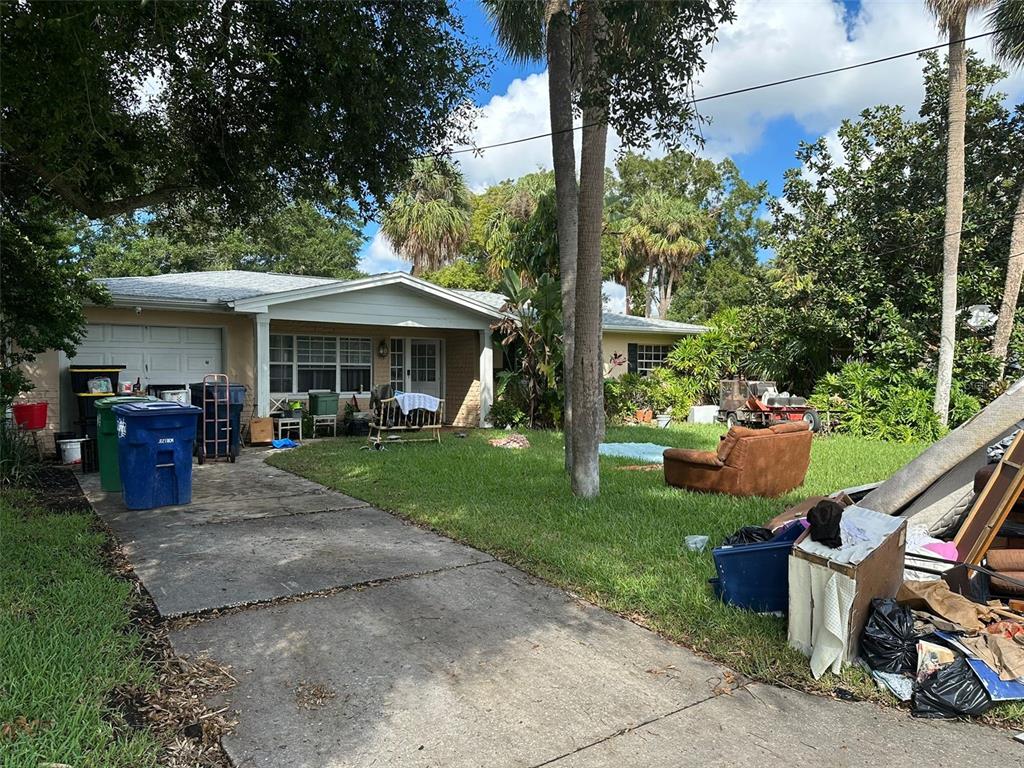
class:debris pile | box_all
[709,379,1024,719]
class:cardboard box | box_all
[788,516,907,665]
[249,417,274,445]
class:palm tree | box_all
[483,0,579,473]
[987,0,1024,370]
[380,158,471,276]
[928,0,990,425]
[622,193,710,318]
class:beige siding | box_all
[601,331,687,379]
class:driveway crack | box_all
[526,694,720,768]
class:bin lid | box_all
[112,401,202,417]
[69,365,127,372]
[95,395,159,411]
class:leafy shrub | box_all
[667,307,761,404]
[490,397,527,429]
[603,370,696,422]
[0,422,40,486]
[810,362,981,443]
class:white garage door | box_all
[69,324,224,388]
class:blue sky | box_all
[360,0,1024,309]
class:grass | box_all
[268,424,925,699]
[0,489,160,768]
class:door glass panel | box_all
[410,341,437,384]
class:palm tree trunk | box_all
[570,0,607,499]
[992,182,1024,373]
[934,11,968,426]
[661,270,676,319]
[623,276,631,315]
[645,264,656,317]
[546,0,578,472]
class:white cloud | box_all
[454,0,1023,184]
[696,0,1024,157]
[359,230,410,275]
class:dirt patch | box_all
[29,465,93,514]
[294,681,337,710]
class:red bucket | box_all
[12,402,47,430]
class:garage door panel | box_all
[149,326,183,344]
[82,324,107,344]
[186,354,218,373]
[110,325,145,342]
[148,353,185,374]
[186,327,221,345]
[70,351,107,366]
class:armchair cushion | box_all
[663,448,723,468]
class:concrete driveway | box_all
[81,451,1019,767]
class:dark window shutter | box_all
[627,343,638,374]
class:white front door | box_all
[407,339,441,399]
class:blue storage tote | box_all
[710,522,805,613]
[113,401,202,510]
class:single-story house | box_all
[21,270,706,436]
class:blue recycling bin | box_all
[709,521,806,613]
[112,401,203,510]
[189,383,246,462]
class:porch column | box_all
[478,328,493,427]
[255,313,271,417]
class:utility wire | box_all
[419,24,1022,159]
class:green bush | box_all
[667,307,761,404]
[0,422,40,487]
[810,362,981,443]
[489,397,527,429]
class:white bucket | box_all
[655,414,672,428]
[58,438,86,465]
[160,390,190,405]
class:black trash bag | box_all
[722,526,774,547]
[860,598,918,674]
[912,657,992,719]
[807,499,844,548]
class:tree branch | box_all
[17,155,187,219]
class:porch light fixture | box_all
[378,340,389,359]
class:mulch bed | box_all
[31,464,236,768]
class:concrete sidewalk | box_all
[81,452,1020,767]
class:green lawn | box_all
[0,490,159,768]
[268,424,924,698]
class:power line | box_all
[420,24,1021,160]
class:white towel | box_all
[393,391,440,414]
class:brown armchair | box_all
[664,422,812,497]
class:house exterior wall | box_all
[601,331,687,379]
[269,320,482,427]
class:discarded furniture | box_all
[367,393,445,449]
[308,391,340,437]
[663,422,812,497]
[955,430,1024,564]
[274,415,303,441]
[788,508,907,677]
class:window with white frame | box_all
[636,344,671,375]
[269,334,372,394]
[269,334,294,392]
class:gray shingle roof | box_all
[97,270,342,303]
[96,271,706,334]
[451,290,706,334]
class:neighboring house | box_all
[20,271,706,437]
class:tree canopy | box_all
[1,1,486,221]
[761,51,1024,395]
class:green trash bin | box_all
[96,395,158,492]
[307,391,340,416]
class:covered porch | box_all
[231,274,501,428]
